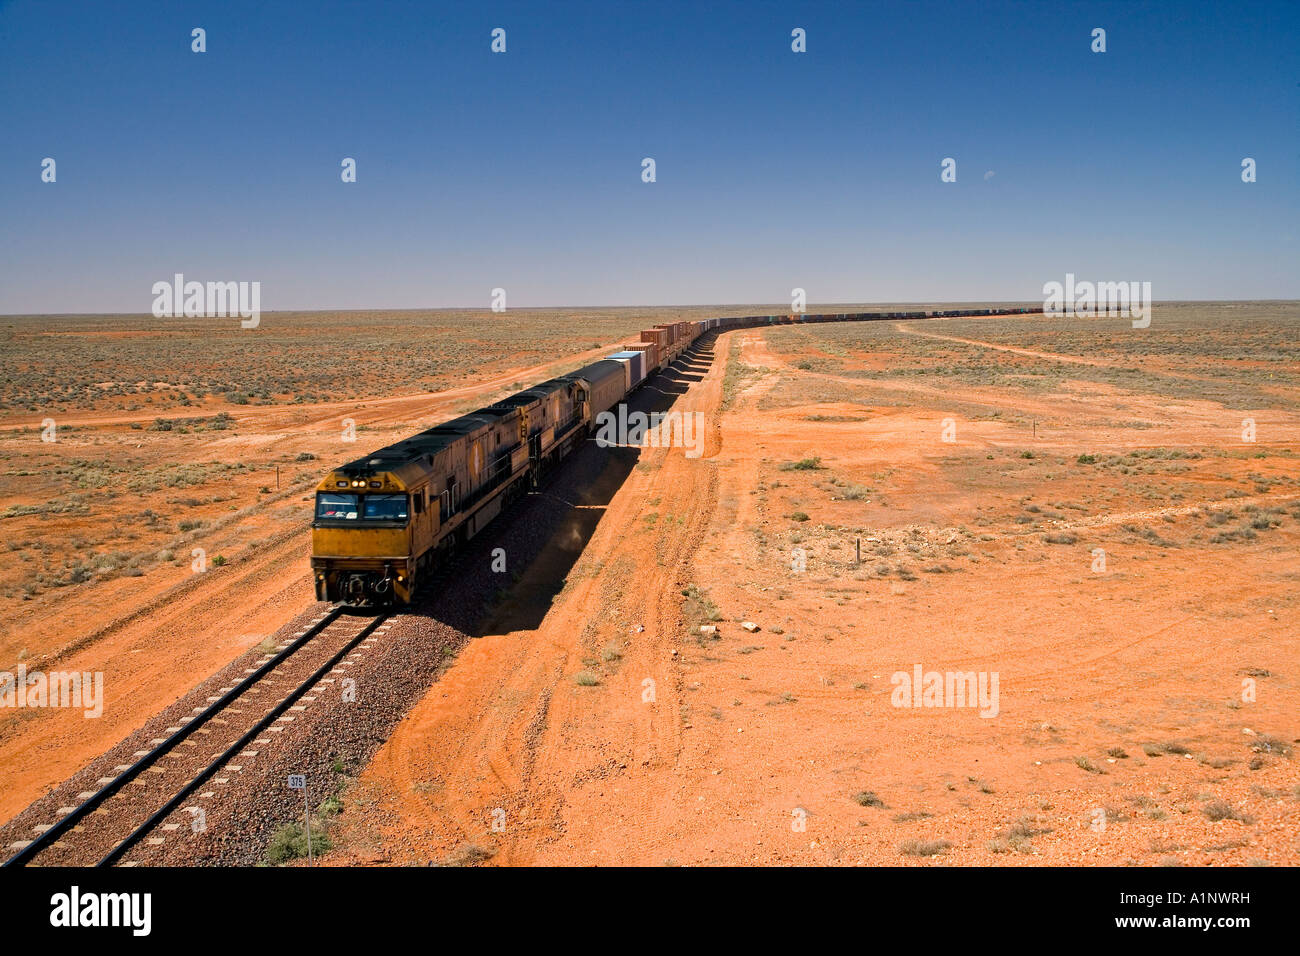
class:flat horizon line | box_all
[3,298,1298,319]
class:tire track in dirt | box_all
[756,323,1299,437]
[0,523,317,821]
[738,328,1120,426]
[1054,492,1300,531]
[891,323,1272,394]
[892,323,1116,368]
[16,517,312,672]
[1,343,625,433]
[859,491,1300,551]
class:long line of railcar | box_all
[311,305,1042,604]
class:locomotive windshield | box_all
[362,494,409,521]
[316,492,358,520]
[314,492,408,523]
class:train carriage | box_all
[566,359,626,420]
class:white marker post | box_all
[287,774,311,864]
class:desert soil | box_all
[331,305,1300,866]
[4,304,1297,866]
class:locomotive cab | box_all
[310,462,435,605]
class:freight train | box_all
[311,306,1042,604]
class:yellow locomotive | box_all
[311,361,626,604]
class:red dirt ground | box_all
[331,312,1300,866]
[5,306,1297,867]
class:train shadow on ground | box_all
[398,333,721,638]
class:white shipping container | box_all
[607,350,646,386]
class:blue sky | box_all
[1,0,1296,312]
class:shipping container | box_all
[605,355,633,392]
[606,350,646,388]
[625,341,659,372]
[642,328,670,362]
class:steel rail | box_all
[3,605,348,867]
[98,612,387,866]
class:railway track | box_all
[3,606,388,867]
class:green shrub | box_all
[266,823,332,864]
[899,838,950,857]
[781,457,823,471]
